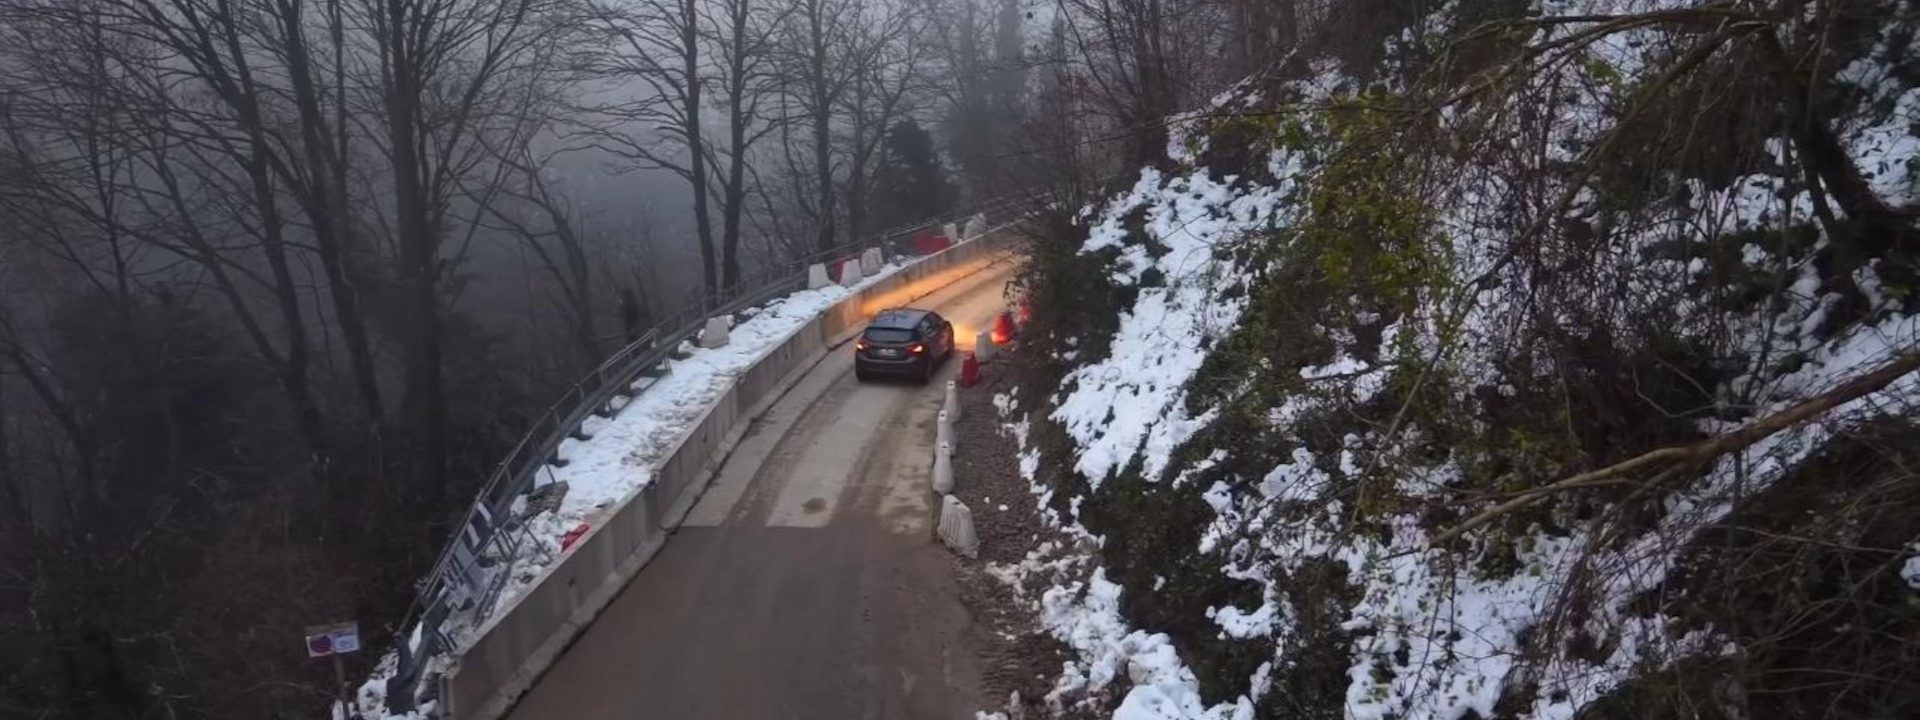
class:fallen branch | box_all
[1427,348,1920,549]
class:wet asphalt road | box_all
[504,263,1019,720]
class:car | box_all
[854,308,955,382]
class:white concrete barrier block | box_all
[861,248,885,276]
[944,380,960,424]
[840,258,864,287]
[936,409,954,449]
[943,222,960,244]
[932,440,955,495]
[806,262,831,290]
[937,495,978,558]
[964,213,987,240]
[698,316,730,349]
[974,331,996,361]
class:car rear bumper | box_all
[855,354,930,376]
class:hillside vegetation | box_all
[997,1,1920,719]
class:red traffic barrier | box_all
[1018,296,1033,328]
[909,230,952,255]
[959,352,981,387]
[561,522,591,551]
[991,311,1015,345]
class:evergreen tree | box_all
[873,120,959,229]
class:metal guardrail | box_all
[380,195,1026,714]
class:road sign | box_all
[305,622,361,658]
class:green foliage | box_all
[1290,92,1454,317]
[1582,53,1625,94]
[1186,90,1451,423]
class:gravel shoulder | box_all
[947,358,1072,718]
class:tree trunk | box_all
[383,6,450,502]
[282,0,385,425]
[684,0,719,296]
[810,3,837,254]
[1756,29,1909,256]
[812,106,836,253]
[720,0,751,290]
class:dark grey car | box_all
[854,308,955,382]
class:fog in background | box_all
[0,0,1282,714]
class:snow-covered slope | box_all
[993,4,1920,720]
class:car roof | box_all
[870,308,931,329]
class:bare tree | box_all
[473,138,605,367]
[704,0,789,289]
[360,0,571,500]
[776,0,864,253]
[576,0,721,293]
[837,0,934,243]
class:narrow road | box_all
[504,262,1019,720]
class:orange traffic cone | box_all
[991,311,1015,345]
[959,352,981,387]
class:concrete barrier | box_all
[936,409,953,450]
[932,440,954,495]
[806,263,831,290]
[860,247,884,276]
[839,257,864,286]
[698,316,730,349]
[944,380,960,423]
[974,331,996,361]
[438,227,1019,720]
[964,214,987,240]
[937,496,977,558]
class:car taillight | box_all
[910,343,926,354]
[856,340,869,352]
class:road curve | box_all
[504,261,1020,720]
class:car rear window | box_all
[863,327,914,343]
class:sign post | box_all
[305,622,361,718]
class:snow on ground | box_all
[1001,387,1256,720]
[1052,166,1285,486]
